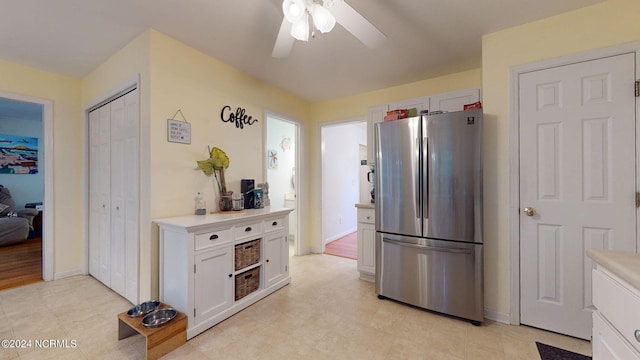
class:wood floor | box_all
[324,231,357,260]
[0,237,42,291]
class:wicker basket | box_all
[235,267,260,301]
[234,239,260,270]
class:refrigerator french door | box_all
[374,110,483,324]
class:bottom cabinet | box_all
[194,246,233,325]
[357,207,375,281]
[264,233,287,288]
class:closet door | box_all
[88,88,139,304]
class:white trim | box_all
[264,110,306,256]
[53,268,83,280]
[324,228,357,244]
[484,308,510,324]
[319,116,367,254]
[0,91,54,282]
[509,41,640,326]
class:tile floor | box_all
[0,253,591,359]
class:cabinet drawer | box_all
[235,222,262,240]
[593,311,640,360]
[357,208,375,224]
[195,228,232,251]
[593,268,640,352]
[264,217,285,233]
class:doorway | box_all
[510,44,639,339]
[265,113,301,256]
[0,94,53,288]
[320,119,367,256]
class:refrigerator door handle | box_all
[383,238,472,255]
[415,136,420,219]
[423,136,429,220]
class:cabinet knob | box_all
[116,206,120,211]
[634,329,640,342]
[266,259,270,263]
[366,216,370,220]
[228,274,232,278]
[245,227,252,232]
[209,234,219,240]
[272,221,278,226]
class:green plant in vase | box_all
[197,146,232,211]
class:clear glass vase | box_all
[219,191,233,211]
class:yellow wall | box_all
[482,0,640,318]
[304,70,482,251]
[0,59,82,276]
[146,30,309,297]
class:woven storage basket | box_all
[234,239,260,270]
[235,267,260,301]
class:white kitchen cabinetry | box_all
[155,208,293,339]
[429,88,480,113]
[356,205,375,281]
[589,250,640,360]
[88,88,139,304]
[366,89,479,164]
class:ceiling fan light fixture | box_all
[290,14,310,41]
[283,0,306,23]
[311,4,336,33]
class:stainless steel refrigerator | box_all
[374,109,483,325]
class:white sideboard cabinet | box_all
[155,208,293,339]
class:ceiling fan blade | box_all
[330,0,386,49]
[272,18,295,58]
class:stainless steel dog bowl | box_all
[126,300,161,317]
[142,308,177,328]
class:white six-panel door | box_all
[519,53,636,339]
[88,88,139,304]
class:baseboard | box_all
[324,228,357,244]
[54,268,83,280]
[484,308,510,324]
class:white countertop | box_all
[587,249,640,290]
[355,203,375,209]
[154,207,293,232]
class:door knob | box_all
[523,207,537,216]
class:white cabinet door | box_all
[264,232,287,288]
[429,88,479,112]
[593,312,640,360]
[357,222,375,276]
[367,104,388,165]
[388,96,429,114]
[194,246,233,325]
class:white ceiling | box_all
[0,0,603,102]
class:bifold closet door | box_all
[89,88,139,304]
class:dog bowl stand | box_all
[117,303,186,360]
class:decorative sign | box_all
[220,105,259,129]
[167,119,191,144]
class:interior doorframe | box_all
[264,110,305,256]
[319,116,366,253]
[508,41,640,325]
[0,91,54,281]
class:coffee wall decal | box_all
[220,105,259,129]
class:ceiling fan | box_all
[272,0,386,58]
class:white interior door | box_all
[519,53,636,339]
[88,88,139,304]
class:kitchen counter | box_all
[587,249,640,289]
[355,203,375,209]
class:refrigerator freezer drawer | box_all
[375,233,484,323]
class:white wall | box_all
[321,121,366,243]
[0,101,44,208]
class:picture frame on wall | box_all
[0,134,38,174]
